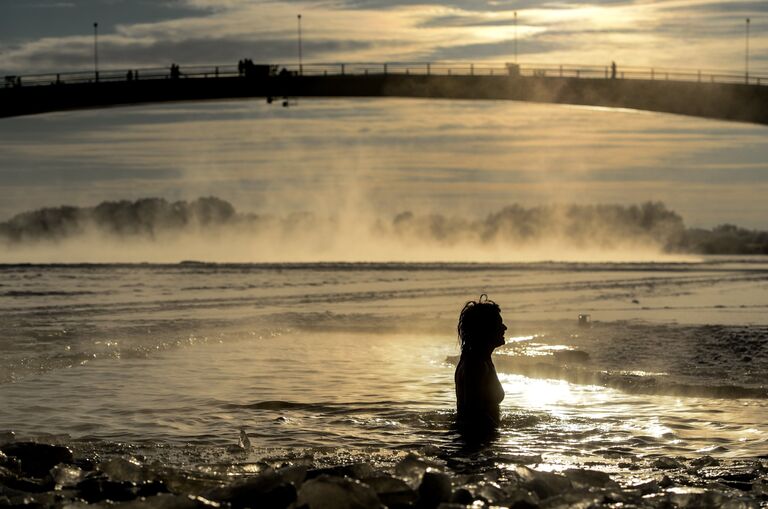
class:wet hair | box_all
[457,294,501,352]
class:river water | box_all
[1,260,766,483]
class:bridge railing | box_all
[4,61,767,88]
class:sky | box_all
[0,0,765,75]
[1,0,767,251]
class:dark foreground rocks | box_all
[1,441,767,508]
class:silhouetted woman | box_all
[455,295,507,436]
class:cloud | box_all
[332,0,633,11]
[659,0,768,14]
[0,0,210,44]
[424,38,563,60]
[417,14,520,29]
[1,35,374,72]
[1,0,766,73]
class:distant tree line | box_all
[0,197,766,255]
[0,197,235,242]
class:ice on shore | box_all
[1,441,766,508]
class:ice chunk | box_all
[238,429,250,451]
[76,477,139,503]
[473,482,507,505]
[276,464,307,487]
[99,457,150,483]
[0,432,15,446]
[51,464,85,489]
[652,457,683,470]
[514,466,572,500]
[306,463,376,481]
[0,442,74,478]
[418,470,452,508]
[116,493,221,509]
[395,453,441,488]
[450,487,473,505]
[539,488,602,509]
[205,468,296,509]
[364,475,416,507]
[690,456,720,469]
[562,469,618,489]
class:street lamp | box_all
[745,17,750,84]
[297,14,303,76]
[93,22,99,82]
[514,11,518,64]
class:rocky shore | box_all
[2,435,767,508]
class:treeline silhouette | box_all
[1,197,766,254]
[0,197,236,241]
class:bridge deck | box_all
[1,74,767,125]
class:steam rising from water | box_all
[0,197,702,263]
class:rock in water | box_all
[296,475,380,509]
[0,442,74,478]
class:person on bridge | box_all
[611,61,617,80]
[455,295,507,439]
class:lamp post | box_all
[297,14,303,76]
[93,22,99,82]
[514,12,519,64]
[745,17,750,84]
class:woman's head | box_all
[457,294,507,353]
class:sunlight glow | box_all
[501,374,580,408]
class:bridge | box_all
[2,62,767,124]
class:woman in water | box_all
[455,295,507,436]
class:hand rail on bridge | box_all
[4,61,767,88]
